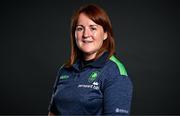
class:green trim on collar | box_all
[110,55,128,76]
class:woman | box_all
[48,3,133,115]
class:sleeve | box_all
[103,74,133,115]
[48,66,64,113]
[48,75,59,113]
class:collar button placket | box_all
[74,71,80,81]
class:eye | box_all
[90,27,97,31]
[76,27,83,31]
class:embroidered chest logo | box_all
[88,71,100,83]
[59,75,69,80]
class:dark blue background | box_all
[0,0,179,115]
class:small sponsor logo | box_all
[59,75,69,80]
[78,82,99,90]
[115,108,128,114]
[92,82,99,86]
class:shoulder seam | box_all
[109,55,128,76]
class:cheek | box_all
[75,32,82,47]
[75,32,77,39]
[92,37,104,50]
[94,33,105,43]
[75,32,83,40]
[75,32,81,44]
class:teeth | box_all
[83,40,92,43]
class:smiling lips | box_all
[82,40,93,43]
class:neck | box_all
[83,51,106,61]
[83,52,97,61]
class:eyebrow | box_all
[76,24,98,27]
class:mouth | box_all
[82,40,93,43]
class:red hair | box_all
[65,4,115,67]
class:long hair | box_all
[65,4,115,67]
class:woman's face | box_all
[75,13,107,60]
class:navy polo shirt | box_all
[48,52,133,115]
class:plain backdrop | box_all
[0,0,180,115]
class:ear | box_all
[103,32,108,40]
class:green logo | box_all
[88,71,100,82]
[59,75,69,80]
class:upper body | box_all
[48,3,133,116]
[48,51,133,115]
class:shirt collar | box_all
[72,51,109,71]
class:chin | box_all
[82,50,96,55]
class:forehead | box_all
[77,13,97,26]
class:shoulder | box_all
[57,64,65,73]
[101,55,132,91]
[103,55,128,77]
[56,64,70,76]
[54,64,73,82]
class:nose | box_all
[83,28,90,38]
